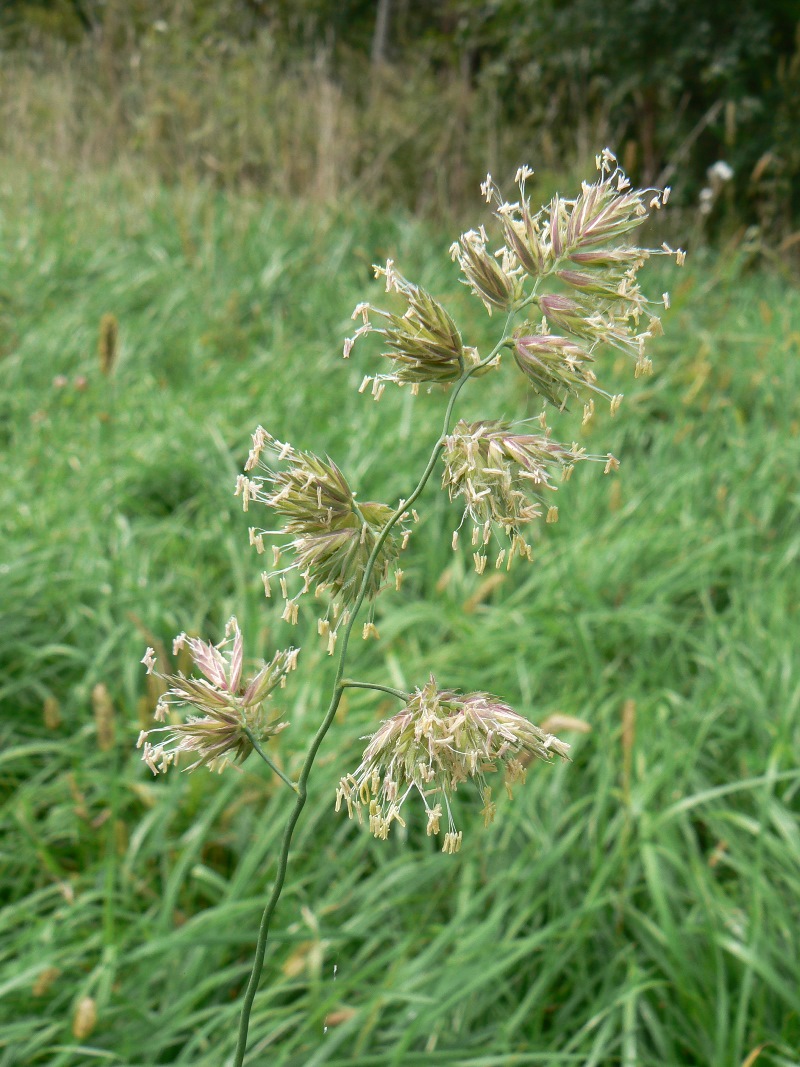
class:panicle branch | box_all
[459,149,683,414]
[442,416,618,569]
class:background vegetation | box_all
[1,3,799,1066]
[1,0,799,239]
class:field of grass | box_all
[1,168,799,1066]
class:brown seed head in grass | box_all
[72,995,97,1039]
[92,682,115,752]
[98,313,118,375]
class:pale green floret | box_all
[238,430,408,613]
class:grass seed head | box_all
[98,312,119,375]
[512,334,599,409]
[92,682,115,752]
[449,227,525,314]
[336,676,569,851]
[72,996,98,1040]
[137,617,298,775]
[480,149,679,390]
[442,418,608,564]
[345,264,471,386]
[240,428,407,613]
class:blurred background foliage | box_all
[1,0,799,243]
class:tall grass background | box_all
[0,21,622,219]
[1,25,799,1064]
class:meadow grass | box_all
[0,28,608,221]
[1,170,799,1066]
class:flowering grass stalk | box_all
[135,149,682,1062]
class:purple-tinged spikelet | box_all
[477,149,682,396]
[137,618,298,775]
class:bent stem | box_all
[232,313,514,1065]
[341,680,409,701]
[243,726,299,794]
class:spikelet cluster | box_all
[467,150,683,414]
[236,428,408,638]
[343,260,486,393]
[138,617,298,775]
[442,417,618,570]
[448,228,525,315]
[512,331,609,412]
[336,676,570,853]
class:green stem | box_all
[243,727,299,794]
[515,262,557,314]
[232,311,515,1065]
[341,680,409,701]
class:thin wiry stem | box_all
[243,727,299,794]
[341,680,409,701]
[232,312,515,1065]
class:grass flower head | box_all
[449,226,525,314]
[511,332,604,410]
[336,676,570,852]
[480,150,683,393]
[237,428,408,624]
[137,617,298,775]
[344,262,483,389]
[442,417,616,568]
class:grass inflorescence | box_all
[1,169,799,1065]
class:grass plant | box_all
[1,167,799,1066]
